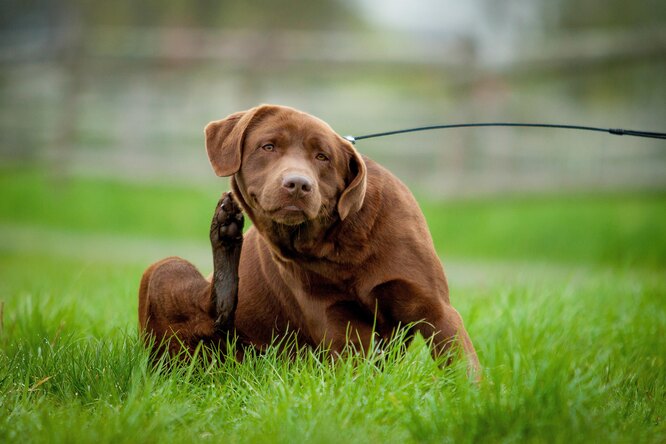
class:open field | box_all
[0,169,664,443]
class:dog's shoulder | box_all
[361,155,422,222]
[357,155,436,254]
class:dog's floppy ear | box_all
[205,105,276,177]
[337,140,367,220]
[205,111,245,177]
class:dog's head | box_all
[205,105,367,226]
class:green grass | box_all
[0,169,221,239]
[2,169,664,266]
[1,168,665,443]
[422,194,666,268]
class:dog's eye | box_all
[262,144,275,152]
[315,153,329,161]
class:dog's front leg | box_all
[209,192,244,333]
[420,303,481,378]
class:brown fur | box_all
[139,105,480,373]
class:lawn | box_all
[0,169,664,443]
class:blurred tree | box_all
[2,0,363,30]
[478,0,666,32]
[544,0,666,30]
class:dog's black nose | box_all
[282,174,313,195]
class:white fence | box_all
[1,26,665,196]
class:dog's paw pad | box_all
[211,192,244,247]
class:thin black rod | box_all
[344,123,666,144]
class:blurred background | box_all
[0,0,665,282]
[2,0,665,195]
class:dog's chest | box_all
[276,262,372,336]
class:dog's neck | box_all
[264,215,338,261]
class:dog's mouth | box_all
[267,203,314,225]
[247,189,323,226]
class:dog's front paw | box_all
[210,192,244,249]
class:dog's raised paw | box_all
[210,192,244,248]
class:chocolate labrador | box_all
[138,104,480,373]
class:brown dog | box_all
[138,104,480,372]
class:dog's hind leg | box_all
[137,192,244,357]
[139,256,217,355]
[209,191,244,333]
